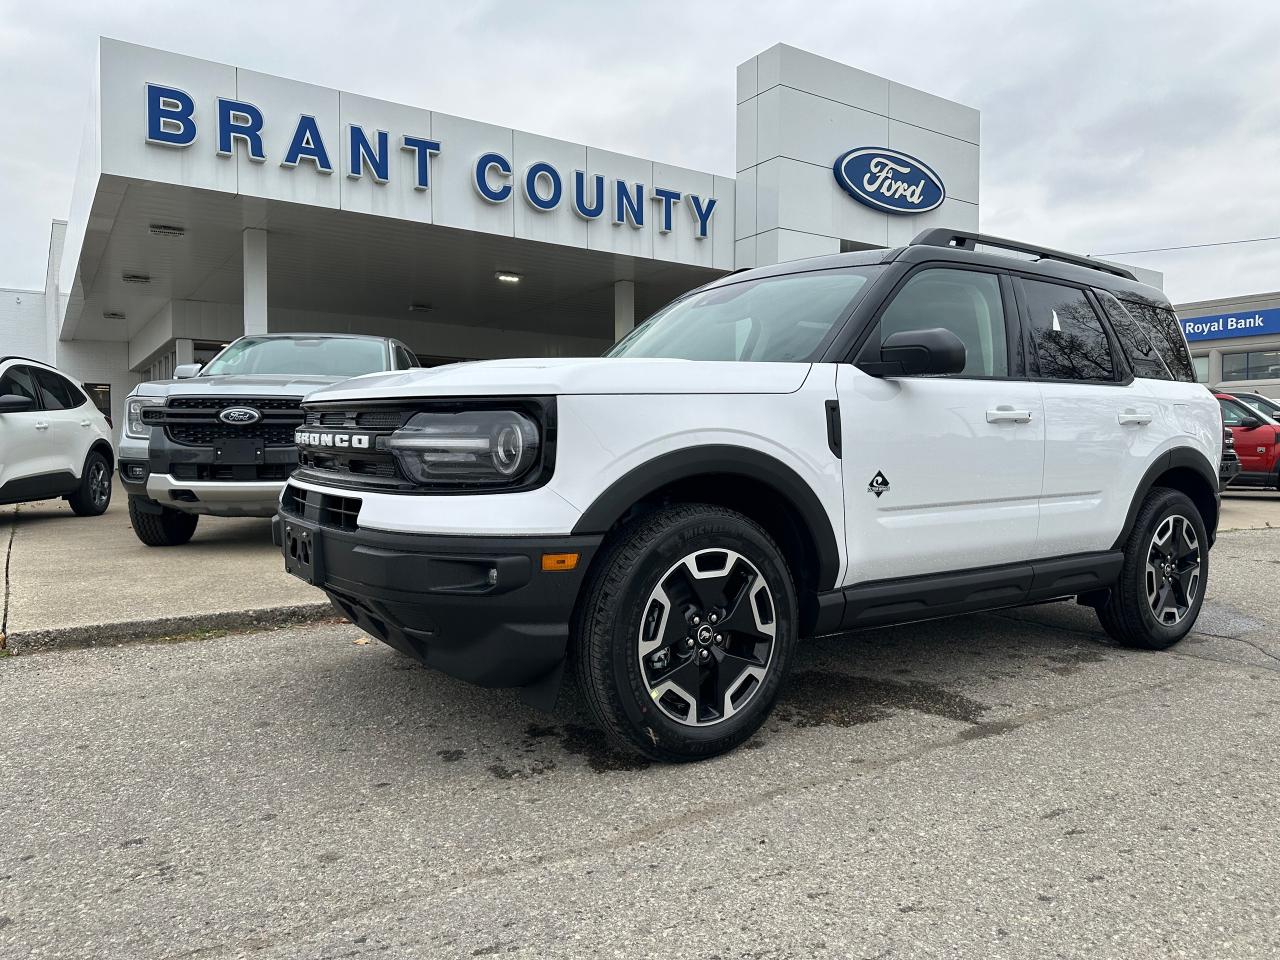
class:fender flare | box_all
[570,444,842,590]
[1113,447,1220,549]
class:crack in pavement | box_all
[158,674,1184,960]
[989,607,1280,673]
[1,504,19,644]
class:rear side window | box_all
[1118,299,1196,382]
[1022,279,1115,382]
[32,368,86,411]
[1095,290,1171,380]
[860,267,1009,377]
[0,365,41,404]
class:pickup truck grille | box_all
[149,397,305,447]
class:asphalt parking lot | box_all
[3,526,1279,959]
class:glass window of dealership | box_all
[1176,292,1280,396]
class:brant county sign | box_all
[144,84,719,239]
[833,147,945,215]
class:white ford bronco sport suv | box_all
[276,230,1220,762]
[119,333,418,545]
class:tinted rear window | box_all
[1095,290,1171,380]
[1119,299,1196,382]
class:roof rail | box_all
[909,229,1137,282]
[0,356,52,367]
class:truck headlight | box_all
[124,397,162,440]
[387,409,542,487]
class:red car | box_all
[1216,392,1280,489]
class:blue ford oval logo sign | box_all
[219,406,262,425]
[833,147,945,215]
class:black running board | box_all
[812,550,1124,634]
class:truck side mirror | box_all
[173,363,202,380]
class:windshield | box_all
[608,266,879,362]
[200,337,388,378]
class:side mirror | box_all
[173,363,202,380]
[859,327,967,377]
[1241,415,1262,430]
[0,394,35,414]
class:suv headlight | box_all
[124,397,162,440]
[387,409,543,487]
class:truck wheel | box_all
[1096,488,1207,650]
[67,450,113,517]
[573,503,798,762]
[128,496,199,547]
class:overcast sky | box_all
[1,0,1276,304]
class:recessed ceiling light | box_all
[495,271,522,284]
[121,273,151,285]
[148,223,185,238]
[408,303,432,313]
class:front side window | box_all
[200,337,391,378]
[1023,279,1115,382]
[608,267,880,363]
[858,267,1008,377]
[1218,396,1262,427]
[0,365,40,404]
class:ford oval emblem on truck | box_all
[833,147,945,215]
[219,406,262,425]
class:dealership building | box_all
[1175,291,1280,397]
[1,38,986,427]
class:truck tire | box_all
[573,503,798,762]
[128,496,199,547]
[1096,488,1207,650]
[67,450,113,517]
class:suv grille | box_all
[152,397,305,447]
[281,484,361,531]
[295,405,415,490]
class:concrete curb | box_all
[3,602,337,655]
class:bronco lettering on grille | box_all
[295,430,372,449]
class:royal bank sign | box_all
[833,147,945,215]
[144,83,719,238]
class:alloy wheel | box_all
[90,461,111,507]
[1145,514,1200,626]
[637,548,777,727]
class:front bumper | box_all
[1219,454,1242,490]
[272,504,601,694]
[118,430,296,517]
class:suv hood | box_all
[131,373,347,398]
[305,358,814,401]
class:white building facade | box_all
[2,39,981,428]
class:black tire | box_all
[128,496,199,546]
[573,503,798,762]
[1096,488,1207,650]
[67,450,113,517]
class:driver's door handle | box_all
[986,406,1033,424]
[35,420,49,431]
[80,419,93,428]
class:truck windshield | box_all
[200,337,387,378]
[608,266,880,362]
